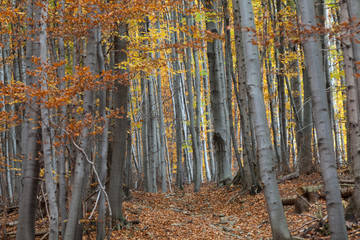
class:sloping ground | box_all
[110,173,359,239]
[3,172,360,239]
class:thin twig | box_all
[89,190,101,219]
[39,231,49,240]
[226,189,248,206]
[299,214,319,220]
[291,218,319,232]
[59,127,113,237]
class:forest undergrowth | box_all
[3,172,360,239]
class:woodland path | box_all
[107,173,359,239]
[4,173,359,239]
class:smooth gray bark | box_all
[300,65,313,173]
[155,21,167,193]
[108,23,129,228]
[147,74,158,193]
[16,1,41,238]
[298,0,348,238]
[193,44,210,181]
[141,76,150,191]
[346,0,360,219]
[96,26,109,240]
[233,0,258,190]
[315,0,342,166]
[205,0,232,186]
[238,0,291,239]
[38,1,59,238]
[170,11,184,188]
[64,27,96,240]
[57,0,68,235]
[223,0,243,176]
[275,0,290,172]
[184,8,202,192]
[202,49,216,181]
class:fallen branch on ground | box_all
[278,171,300,183]
[226,189,248,205]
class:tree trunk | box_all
[233,0,258,190]
[345,0,360,220]
[96,26,109,240]
[64,26,96,240]
[16,1,41,238]
[238,0,292,239]
[300,65,313,173]
[298,0,348,238]
[108,23,129,228]
[288,43,303,170]
[275,0,290,173]
[38,1,59,238]
[205,0,232,186]
[155,20,167,193]
[184,6,202,192]
[57,0,68,235]
[170,11,184,188]
[223,0,243,176]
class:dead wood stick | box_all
[299,214,319,220]
[39,231,49,240]
[291,218,319,232]
[339,180,354,184]
[226,190,248,205]
[278,171,299,183]
[282,196,297,205]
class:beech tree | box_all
[298,0,348,238]
[16,0,42,238]
[0,0,359,239]
[237,0,291,238]
[345,0,360,219]
[205,0,232,186]
[108,22,129,228]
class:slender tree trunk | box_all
[16,0,41,238]
[57,0,68,235]
[300,64,313,173]
[264,56,281,169]
[193,41,210,181]
[298,0,348,238]
[285,42,304,170]
[233,0,258,190]
[147,74,158,193]
[141,75,149,191]
[38,1,59,238]
[202,50,216,181]
[108,23,129,228]
[155,20,167,193]
[184,6,202,192]
[96,26,109,240]
[315,0,342,167]
[170,11,184,188]
[238,0,291,238]
[223,0,243,176]
[64,26,96,240]
[205,0,232,186]
[345,0,360,220]
[275,0,290,173]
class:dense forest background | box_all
[0,0,360,239]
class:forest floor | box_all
[3,172,360,239]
